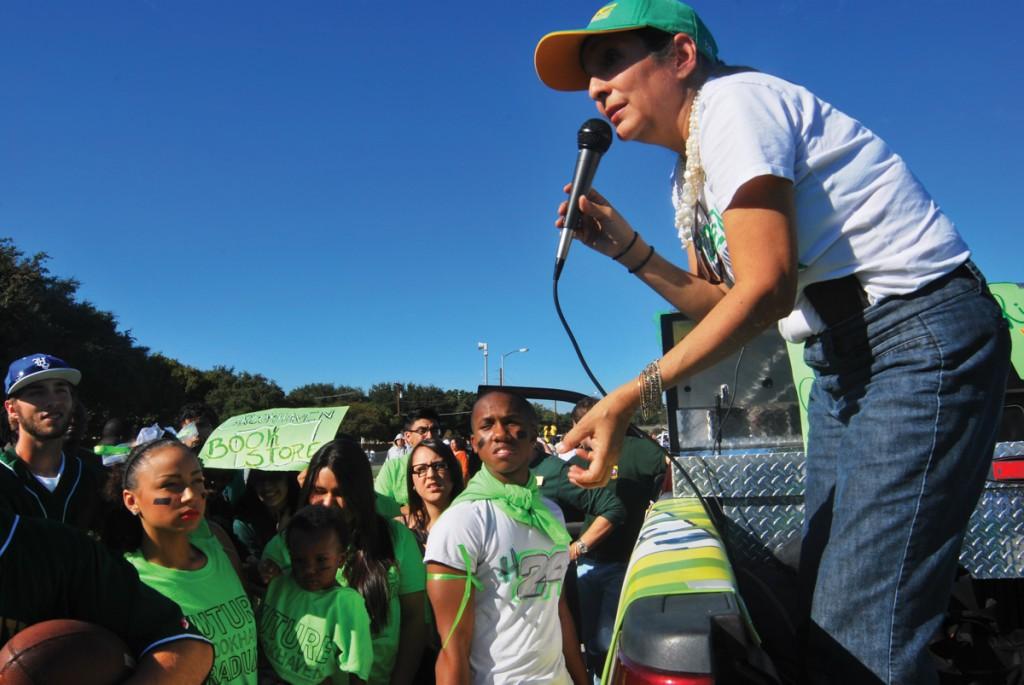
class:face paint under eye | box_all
[153,497,173,505]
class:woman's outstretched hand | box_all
[557,383,640,488]
[556,185,637,260]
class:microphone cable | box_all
[552,260,753,544]
[553,275,607,398]
[552,266,727,536]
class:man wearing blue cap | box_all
[1,353,106,532]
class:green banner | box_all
[199,406,348,471]
[786,340,815,448]
[989,282,1024,379]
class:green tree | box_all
[367,381,405,411]
[286,383,365,407]
[0,236,491,445]
[0,238,187,431]
[340,402,393,442]
[155,354,211,404]
[202,367,285,419]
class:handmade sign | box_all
[199,406,348,471]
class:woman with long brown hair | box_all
[398,438,465,551]
[260,436,425,685]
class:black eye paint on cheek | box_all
[475,437,485,450]
[153,498,173,505]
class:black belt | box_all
[804,263,975,330]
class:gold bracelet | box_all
[637,360,663,420]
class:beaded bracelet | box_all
[628,244,656,274]
[637,360,663,420]
[611,230,639,261]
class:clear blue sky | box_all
[3,1,1021,396]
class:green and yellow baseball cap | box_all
[535,0,718,91]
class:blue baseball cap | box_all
[5,354,82,397]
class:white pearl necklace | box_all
[672,88,703,250]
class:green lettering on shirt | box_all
[510,547,570,602]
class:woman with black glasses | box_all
[398,439,465,551]
[399,438,466,683]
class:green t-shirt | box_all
[374,491,403,519]
[530,452,626,527]
[260,574,373,684]
[0,510,207,657]
[127,532,259,685]
[262,518,426,685]
[373,455,409,507]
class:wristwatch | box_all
[574,540,589,556]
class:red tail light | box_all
[992,458,1024,481]
[610,654,714,685]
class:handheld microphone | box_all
[554,118,613,281]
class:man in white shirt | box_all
[425,390,588,685]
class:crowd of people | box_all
[3,0,1011,682]
[0,351,665,684]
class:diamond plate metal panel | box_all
[671,450,804,570]
[670,442,1024,578]
[671,450,804,499]
[719,505,803,569]
[994,441,1024,459]
[963,488,1024,578]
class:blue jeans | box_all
[576,560,627,682]
[800,262,1010,684]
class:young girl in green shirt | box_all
[104,438,259,685]
[259,505,373,685]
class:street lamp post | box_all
[499,347,529,386]
[476,342,489,384]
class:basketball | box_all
[0,620,135,685]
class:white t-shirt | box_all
[31,453,64,493]
[424,497,572,685]
[683,71,969,341]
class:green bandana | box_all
[452,466,571,546]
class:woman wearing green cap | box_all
[535,1,1010,683]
